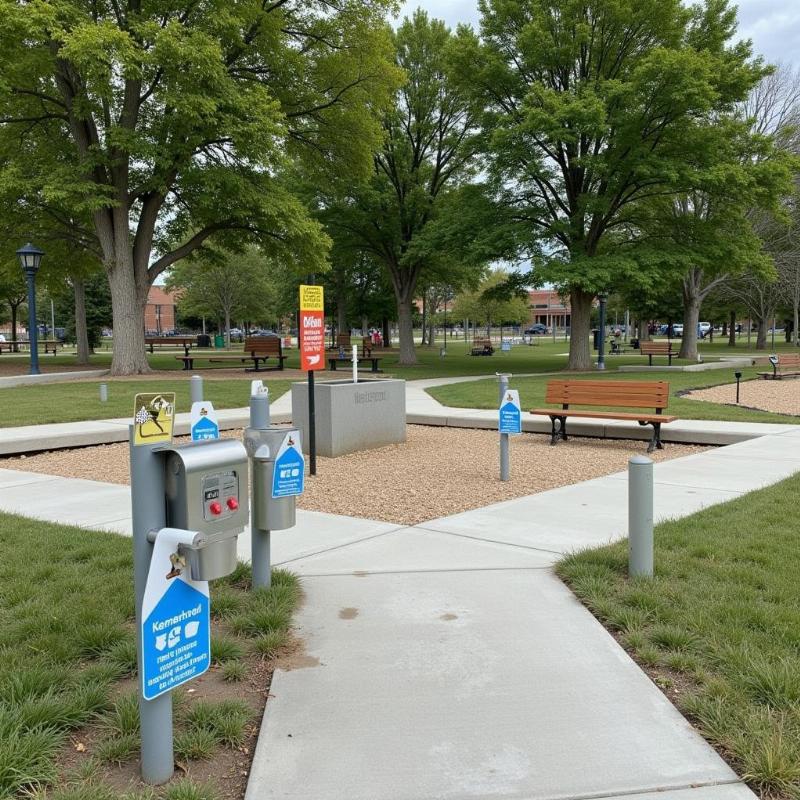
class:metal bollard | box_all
[628,455,654,577]
[498,373,511,482]
[190,375,203,405]
[248,392,271,589]
[99,383,108,402]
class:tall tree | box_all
[454,0,771,369]
[0,0,398,374]
[324,11,495,365]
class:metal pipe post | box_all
[308,371,317,476]
[190,375,203,405]
[628,455,654,578]
[130,428,173,784]
[25,271,40,375]
[498,373,510,482]
[99,383,108,402]
[597,295,607,370]
[249,392,272,589]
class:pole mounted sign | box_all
[272,431,305,498]
[133,393,175,446]
[190,401,219,441]
[299,284,325,371]
[499,389,522,435]
[140,528,211,701]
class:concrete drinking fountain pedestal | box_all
[291,379,406,457]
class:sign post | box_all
[130,393,176,785]
[497,376,521,482]
[299,285,325,476]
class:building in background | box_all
[144,286,178,335]
[528,289,571,330]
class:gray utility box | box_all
[291,378,406,458]
[164,439,249,581]
[243,425,298,531]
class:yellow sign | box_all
[299,284,324,312]
[133,393,176,446]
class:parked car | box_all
[698,321,711,338]
[671,324,684,337]
[524,324,548,335]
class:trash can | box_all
[196,334,211,348]
[631,338,640,350]
[214,334,225,348]
[592,329,599,351]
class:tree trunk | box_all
[755,318,767,350]
[420,294,428,345]
[107,260,151,375]
[225,308,231,349]
[74,277,90,365]
[728,310,736,347]
[336,289,347,335]
[721,319,727,337]
[10,302,19,351]
[679,280,701,360]
[397,298,416,365]
[567,287,593,370]
[382,316,390,348]
[638,320,651,343]
[793,302,799,346]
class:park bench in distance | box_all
[174,336,287,372]
[758,353,800,380]
[1,339,61,355]
[531,379,677,453]
[471,337,494,356]
[145,335,195,356]
[327,352,383,373]
[640,340,676,365]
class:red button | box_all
[209,502,222,516]
[226,498,239,511]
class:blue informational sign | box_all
[141,529,211,701]
[190,401,220,441]
[499,389,522,435]
[272,431,305,498]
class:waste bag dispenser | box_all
[163,439,250,580]
[244,426,303,531]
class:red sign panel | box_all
[299,285,325,371]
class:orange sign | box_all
[299,285,325,371]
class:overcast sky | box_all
[397,0,800,67]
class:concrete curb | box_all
[0,369,109,388]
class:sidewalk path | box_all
[0,375,795,455]
[2,427,799,798]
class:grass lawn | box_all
[0,512,300,800]
[557,473,800,799]
[0,379,291,428]
[428,367,800,424]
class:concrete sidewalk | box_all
[3,428,799,798]
[0,374,795,455]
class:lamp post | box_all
[734,371,742,404]
[597,291,607,371]
[16,243,44,376]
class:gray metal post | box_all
[99,383,108,402]
[130,428,174,784]
[498,373,510,482]
[190,375,203,405]
[628,455,654,577]
[249,393,271,589]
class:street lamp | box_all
[16,243,44,376]
[734,371,742,404]
[597,291,608,371]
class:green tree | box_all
[0,257,26,348]
[166,246,277,348]
[453,0,772,369]
[452,271,529,335]
[0,0,398,374]
[324,11,497,365]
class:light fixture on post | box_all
[597,291,608,371]
[16,243,44,376]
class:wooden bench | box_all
[471,337,494,356]
[640,340,676,365]
[146,336,195,356]
[531,380,677,453]
[327,354,383,373]
[758,353,800,380]
[331,334,382,357]
[176,336,287,372]
[10,339,61,354]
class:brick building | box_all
[144,286,178,335]
[528,289,571,329]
